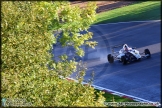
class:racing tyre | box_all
[137,58,141,61]
[144,49,151,58]
[121,56,127,65]
[107,54,114,63]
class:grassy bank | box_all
[93,1,161,25]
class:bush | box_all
[1,1,105,106]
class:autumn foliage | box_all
[1,1,105,106]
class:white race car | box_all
[107,44,151,65]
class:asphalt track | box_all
[52,20,161,102]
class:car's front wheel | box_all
[121,56,127,65]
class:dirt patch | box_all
[70,1,137,13]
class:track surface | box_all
[53,20,161,102]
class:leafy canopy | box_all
[1,1,105,107]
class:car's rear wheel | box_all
[121,56,127,65]
[107,54,114,63]
[144,49,151,58]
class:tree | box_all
[1,1,105,107]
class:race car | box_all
[107,44,151,65]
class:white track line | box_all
[65,77,156,103]
[92,20,161,26]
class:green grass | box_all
[93,1,161,25]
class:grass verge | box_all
[95,89,136,103]
[95,89,158,107]
[93,1,161,25]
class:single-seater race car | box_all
[107,44,151,65]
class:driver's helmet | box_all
[123,44,129,52]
